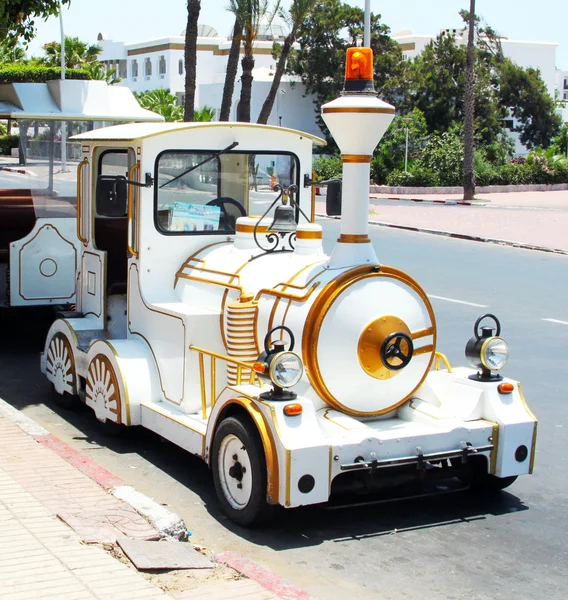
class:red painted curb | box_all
[215,551,311,599]
[34,433,124,490]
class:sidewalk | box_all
[316,190,568,254]
[0,403,290,600]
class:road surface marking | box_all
[428,295,488,308]
[542,318,568,326]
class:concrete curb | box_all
[370,183,568,194]
[0,396,187,540]
[316,213,568,256]
[372,196,475,205]
[0,166,27,175]
[215,551,312,599]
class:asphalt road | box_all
[1,220,567,600]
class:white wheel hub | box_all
[86,355,121,424]
[218,434,253,510]
[46,334,74,396]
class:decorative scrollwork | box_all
[252,184,310,257]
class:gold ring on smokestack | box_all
[342,154,372,163]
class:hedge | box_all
[0,135,19,155]
[0,65,91,84]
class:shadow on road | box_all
[0,307,530,552]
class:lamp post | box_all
[403,117,412,173]
[59,2,68,173]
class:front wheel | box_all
[211,416,276,527]
[471,474,518,491]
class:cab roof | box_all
[72,121,326,146]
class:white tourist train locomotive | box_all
[40,47,537,525]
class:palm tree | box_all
[229,0,278,122]
[135,89,184,122]
[219,17,243,121]
[194,105,216,121]
[83,62,122,85]
[184,0,201,122]
[257,0,316,125]
[0,38,25,63]
[40,36,101,69]
[463,0,476,201]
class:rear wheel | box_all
[46,332,78,410]
[211,416,276,527]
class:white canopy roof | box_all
[0,79,163,122]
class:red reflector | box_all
[283,403,303,416]
[252,362,266,374]
[498,382,514,394]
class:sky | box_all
[24,0,568,69]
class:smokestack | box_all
[321,47,395,268]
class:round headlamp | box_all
[481,337,509,371]
[269,352,303,389]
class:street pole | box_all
[59,2,68,173]
[405,125,409,173]
[364,0,371,47]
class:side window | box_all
[96,149,131,218]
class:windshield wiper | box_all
[159,141,239,189]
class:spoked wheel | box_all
[46,333,78,410]
[212,416,276,527]
[86,354,123,436]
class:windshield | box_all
[154,150,299,235]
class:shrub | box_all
[313,154,343,181]
[414,126,464,186]
[0,65,91,83]
[0,135,19,155]
[386,166,440,187]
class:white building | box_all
[97,22,324,139]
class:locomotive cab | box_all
[42,51,537,527]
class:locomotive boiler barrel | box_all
[290,265,437,417]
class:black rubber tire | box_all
[471,473,518,491]
[211,415,276,527]
[51,384,77,410]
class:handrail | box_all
[254,282,320,303]
[434,352,453,373]
[76,159,89,244]
[190,345,262,419]
[127,163,140,258]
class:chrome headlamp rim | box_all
[480,336,509,371]
[268,351,304,388]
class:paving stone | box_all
[118,538,215,571]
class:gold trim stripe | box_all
[323,107,395,115]
[236,223,269,234]
[342,154,372,163]
[296,230,322,240]
[337,234,370,244]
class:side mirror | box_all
[96,175,127,217]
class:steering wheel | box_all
[205,197,246,232]
[380,332,414,371]
[473,313,501,340]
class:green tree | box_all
[288,0,406,146]
[193,105,216,121]
[184,0,201,122]
[371,108,428,183]
[498,59,562,149]
[82,62,121,85]
[40,36,101,69]
[0,37,26,63]
[257,0,317,125]
[135,89,184,122]
[0,0,70,43]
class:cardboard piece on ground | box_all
[118,538,214,570]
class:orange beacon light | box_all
[344,47,375,93]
